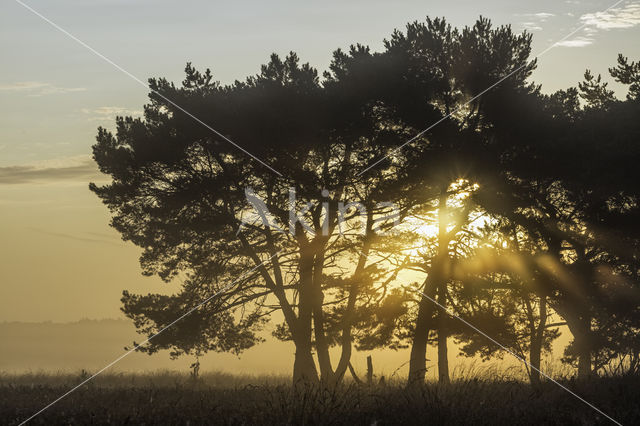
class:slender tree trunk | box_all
[577,345,591,378]
[436,329,449,384]
[332,232,372,386]
[529,339,542,386]
[292,297,318,383]
[576,314,592,379]
[436,283,450,384]
[347,362,362,384]
[561,306,592,380]
[238,232,317,384]
[408,277,438,385]
[435,189,450,384]
[408,188,450,386]
[529,297,547,386]
[293,251,320,384]
[309,262,334,383]
[332,338,352,386]
[572,257,594,379]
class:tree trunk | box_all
[408,277,437,385]
[408,188,450,386]
[436,189,450,384]
[292,336,319,383]
[529,339,542,386]
[576,316,592,380]
[308,250,334,384]
[529,297,547,386]
[437,330,449,384]
[577,350,591,379]
[436,283,450,384]
[293,252,319,384]
[561,306,592,380]
[332,234,372,386]
[347,362,362,385]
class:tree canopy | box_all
[91,16,640,385]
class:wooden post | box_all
[366,355,373,385]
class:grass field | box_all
[2,371,638,425]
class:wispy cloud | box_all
[0,81,86,96]
[0,155,102,185]
[555,37,594,47]
[532,12,555,20]
[517,12,556,20]
[580,2,640,29]
[517,12,555,32]
[521,22,543,31]
[80,106,143,122]
[555,2,640,48]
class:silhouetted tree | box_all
[471,56,640,379]
[91,46,434,384]
[450,219,562,386]
[375,17,538,385]
[91,12,640,387]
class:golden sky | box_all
[1,0,639,325]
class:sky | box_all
[1,0,640,323]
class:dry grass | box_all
[1,370,638,425]
[0,370,290,389]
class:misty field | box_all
[2,371,638,425]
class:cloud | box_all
[80,106,143,122]
[517,12,555,31]
[521,22,543,31]
[517,12,555,21]
[0,81,86,96]
[532,13,555,20]
[0,155,103,185]
[554,37,594,47]
[555,3,640,48]
[580,3,640,29]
